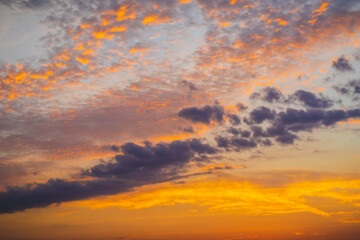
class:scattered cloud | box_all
[332,56,354,72]
[178,104,224,124]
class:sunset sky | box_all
[0,0,360,239]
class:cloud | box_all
[333,79,360,100]
[232,87,360,145]
[276,108,349,127]
[230,138,257,149]
[0,178,131,214]
[215,136,257,151]
[0,0,53,9]
[84,139,216,179]
[236,103,248,111]
[249,106,276,124]
[250,87,284,103]
[332,56,354,72]
[0,0,359,222]
[290,90,333,108]
[1,86,360,213]
[178,104,224,124]
[274,132,298,144]
[228,114,241,125]
[257,108,360,144]
[103,145,121,152]
[0,138,216,214]
[252,88,333,108]
[227,127,251,138]
[182,126,194,133]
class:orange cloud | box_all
[178,0,193,4]
[101,5,136,23]
[145,120,211,143]
[110,26,126,32]
[309,1,329,25]
[313,1,329,14]
[274,19,288,26]
[129,46,150,54]
[143,14,171,25]
[92,30,114,40]
[339,118,360,125]
[76,57,89,65]
[115,5,136,22]
[219,22,231,27]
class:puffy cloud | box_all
[276,108,351,127]
[225,86,360,145]
[251,126,266,138]
[332,56,354,72]
[236,103,248,111]
[290,90,333,108]
[250,87,284,103]
[252,88,333,108]
[230,137,257,149]
[260,108,360,143]
[274,132,298,144]
[178,104,224,124]
[216,136,257,150]
[227,127,251,138]
[227,114,241,125]
[249,106,276,124]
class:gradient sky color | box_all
[0,0,360,240]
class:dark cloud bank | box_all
[0,139,216,214]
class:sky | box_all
[0,0,360,239]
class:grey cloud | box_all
[228,128,251,138]
[236,103,248,111]
[333,80,360,100]
[182,126,194,133]
[103,145,121,153]
[215,136,257,151]
[0,138,216,214]
[332,56,354,72]
[0,0,53,9]
[249,106,276,124]
[290,90,333,108]
[228,114,241,125]
[250,87,284,103]
[178,104,224,124]
[0,178,131,214]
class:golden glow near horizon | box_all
[67,178,360,219]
